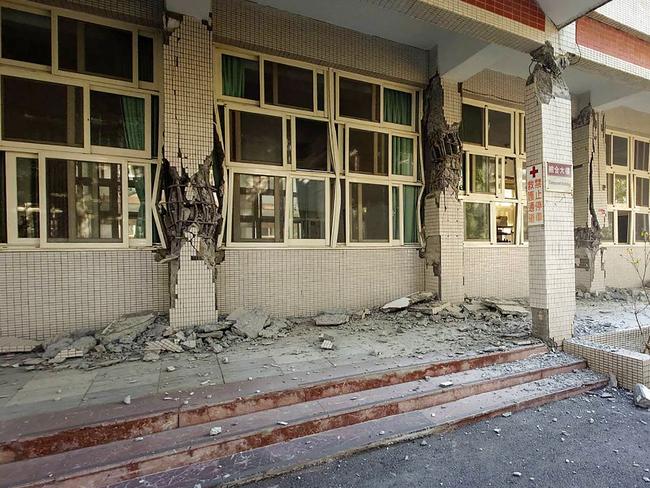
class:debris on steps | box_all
[634,383,650,408]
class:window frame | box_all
[216,45,423,249]
[0,2,52,73]
[460,99,527,247]
[3,149,155,249]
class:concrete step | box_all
[0,344,547,463]
[0,352,593,488]
[108,370,607,488]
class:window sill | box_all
[0,245,161,253]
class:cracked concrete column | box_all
[525,49,576,343]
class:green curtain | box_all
[403,186,418,244]
[121,96,145,150]
[222,55,245,98]
[392,186,400,240]
[392,136,413,176]
[384,88,411,125]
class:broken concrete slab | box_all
[259,319,289,339]
[0,336,43,353]
[634,383,650,408]
[42,338,74,359]
[431,302,451,315]
[145,339,183,353]
[227,308,270,339]
[97,312,156,344]
[381,291,434,312]
[482,299,529,317]
[320,340,334,350]
[70,336,97,355]
[314,314,349,326]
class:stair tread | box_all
[107,370,608,488]
[0,352,583,487]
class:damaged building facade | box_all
[1,0,649,344]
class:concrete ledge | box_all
[564,327,650,389]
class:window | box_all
[635,140,649,171]
[1,76,83,147]
[349,182,388,242]
[607,134,629,167]
[295,118,328,171]
[128,165,146,239]
[46,159,122,242]
[617,211,630,244]
[461,100,525,245]
[602,211,614,242]
[606,173,628,206]
[392,136,414,177]
[15,156,40,239]
[217,49,422,248]
[339,77,380,122]
[348,129,388,176]
[1,7,51,65]
[222,54,260,100]
[384,88,412,126]
[469,155,496,194]
[636,213,649,242]
[58,17,133,81]
[232,173,285,242]
[91,91,145,151]
[464,202,490,241]
[0,152,5,243]
[488,109,512,148]
[229,111,284,165]
[138,35,154,84]
[264,61,313,111]
[637,177,649,207]
[289,178,326,240]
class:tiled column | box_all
[525,76,576,342]
[163,16,218,329]
[423,77,464,304]
[572,103,607,294]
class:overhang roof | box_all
[535,0,612,28]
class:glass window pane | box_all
[350,182,388,242]
[339,77,380,122]
[464,202,490,241]
[16,157,39,238]
[392,136,414,177]
[2,76,83,147]
[636,213,649,242]
[138,35,154,83]
[348,129,388,176]
[317,73,324,111]
[469,155,496,194]
[635,140,649,171]
[403,185,418,244]
[617,211,630,243]
[222,54,259,100]
[392,186,400,241]
[504,157,517,199]
[460,104,484,145]
[46,159,122,242]
[496,202,516,244]
[296,118,328,171]
[522,205,528,242]
[607,173,613,205]
[264,61,313,110]
[233,174,285,242]
[91,91,145,150]
[58,17,133,81]
[330,178,345,244]
[615,174,628,205]
[1,8,51,65]
[0,153,5,243]
[128,165,146,239]
[606,134,612,165]
[602,211,614,242]
[612,135,628,167]
[384,88,412,125]
[229,111,283,165]
[636,177,649,207]
[289,178,325,240]
[488,109,512,148]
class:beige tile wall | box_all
[0,250,169,340]
[215,248,425,317]
[463,246,529,298]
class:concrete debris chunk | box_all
[381,291,434,312]
[146,339,183,353]
[320,339,334,350]
[98,312,156,344]
[50,348,85,364]
[209,426,222,436]
[142,350,160,362]
[70,336,97,355]
[430,302,451,315]
[227,308,270,339]
[259,318,290,339]
[0,336,42,354]
[482,299,529,317]
[439,381,454,388]
[123,395,131,405]
[634,383,650,409]
[314,314,349,326]
[42,337,74,359]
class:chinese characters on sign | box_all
[545,161,573,193]
[527,164,544,226]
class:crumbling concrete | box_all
[634,383,650,408]
[228,309,270,339]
